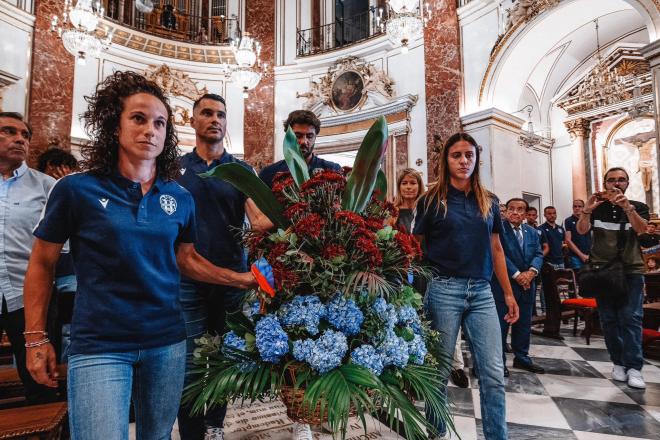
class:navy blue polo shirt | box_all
[539,222,565,265]
[564,215,592,256]
[258,155,342,188]
[34,171,196,355]
[413,186,502,280]
[177,149,251,272]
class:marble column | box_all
[423,0,462,179]
[640,39,660,204]
[564,119,591,202]
[27,0,75,165]
[243,0,275,170]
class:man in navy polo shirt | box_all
[258,110,341,188]
[564,199,592,269]
[540,206,565,269]
[176,93,272,440]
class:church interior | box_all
[1,0,660,439]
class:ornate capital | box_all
[564,119,591,140]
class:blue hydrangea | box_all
[249,301,261,317]
[278,295,326,335]
[326,294,364,336]
[371,297,397,329]
[222,331,247,354]
[255,315,289,363]
[398,305,421,326]
[378,329,409,369]
[292,339,315,362]
[297,330,348,374]
[407,334,427,365]
[350,344,385,376]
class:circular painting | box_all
[331,71,364,112]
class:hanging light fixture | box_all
[384,0,432,54]
[575,19,627,109]
[51,0,112,66]
[516,105,541,152]
[229,33,265,98]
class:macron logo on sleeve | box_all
[99,198,109,209]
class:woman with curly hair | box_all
[414,133,519,440]
[23,71,255,439]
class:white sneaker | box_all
[611,365,627,382]
[627,369,646,389]
[293,422,313,440]
[204,427,224,440]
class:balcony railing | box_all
[457,0,476,6]
[296,9,387,57]
[104,0,238,45]
[3,0,34,14]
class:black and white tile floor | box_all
[131,322,660,440]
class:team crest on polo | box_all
[159,194,177,215]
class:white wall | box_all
[0,2,34,115]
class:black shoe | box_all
[450,369,469,388]
[505,343,513,354]
[513,359,545,374]
[504,366,509,377]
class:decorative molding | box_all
[319,94,417,128]
[0,70,20,112]
[564,118,591,140]
[143,64,208,101]
[296,56,396,114]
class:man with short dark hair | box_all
[258,110,341,188]
[0,112,57,403]
[36,148,78,179]
[176,94,271,440]
[577,167,649,389]
[540,206,565,269]
[564,199,592,269]
[492,198,544,376]
[639,222,659,249]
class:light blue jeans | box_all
[67,340,186,440]
[425,276,507,440]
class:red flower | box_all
[268,242,290,262]
[272,262,299,291]
[356,235,383,267]
[396,233,422,259]
[300,170,346,193]
[284,202,309,220]
[335,211,366,228]
[365,217,385,231]
[294,213,325,238]
[272,174,295,198]
[322,244,347,260]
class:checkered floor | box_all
[130,322,660,440]
[441,324,660,440]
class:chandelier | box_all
[229,34,265,98]
[516,105,541,152]
[576,19,627,108]
[384,0,432,53]
[51,0,112,66]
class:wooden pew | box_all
[0,402,67,439]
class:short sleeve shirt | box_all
[589,200,650,274]
[564,215,592,256]
[177,149,250,272]
[258,155,342,188]
[413,186,502,280]
[33,172,196,355]
[539,222,565,265]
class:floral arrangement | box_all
[185,117,453,440]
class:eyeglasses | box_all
[606,178,628,183]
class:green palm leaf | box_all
[199,163,288,228]
[283,127,310,188]
[341,116,388,213]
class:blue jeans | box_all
[178,281,245,439]
[597,274,644,371]
[567,256,584,270]
[67,340,186,440]
[424,276,507,440]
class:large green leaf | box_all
[341,117,388,212]
[375,169,387,201]
[283,127,310,188]
[199,163,288,228]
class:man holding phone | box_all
[577,167,649,389]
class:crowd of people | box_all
[0,70,655,440]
